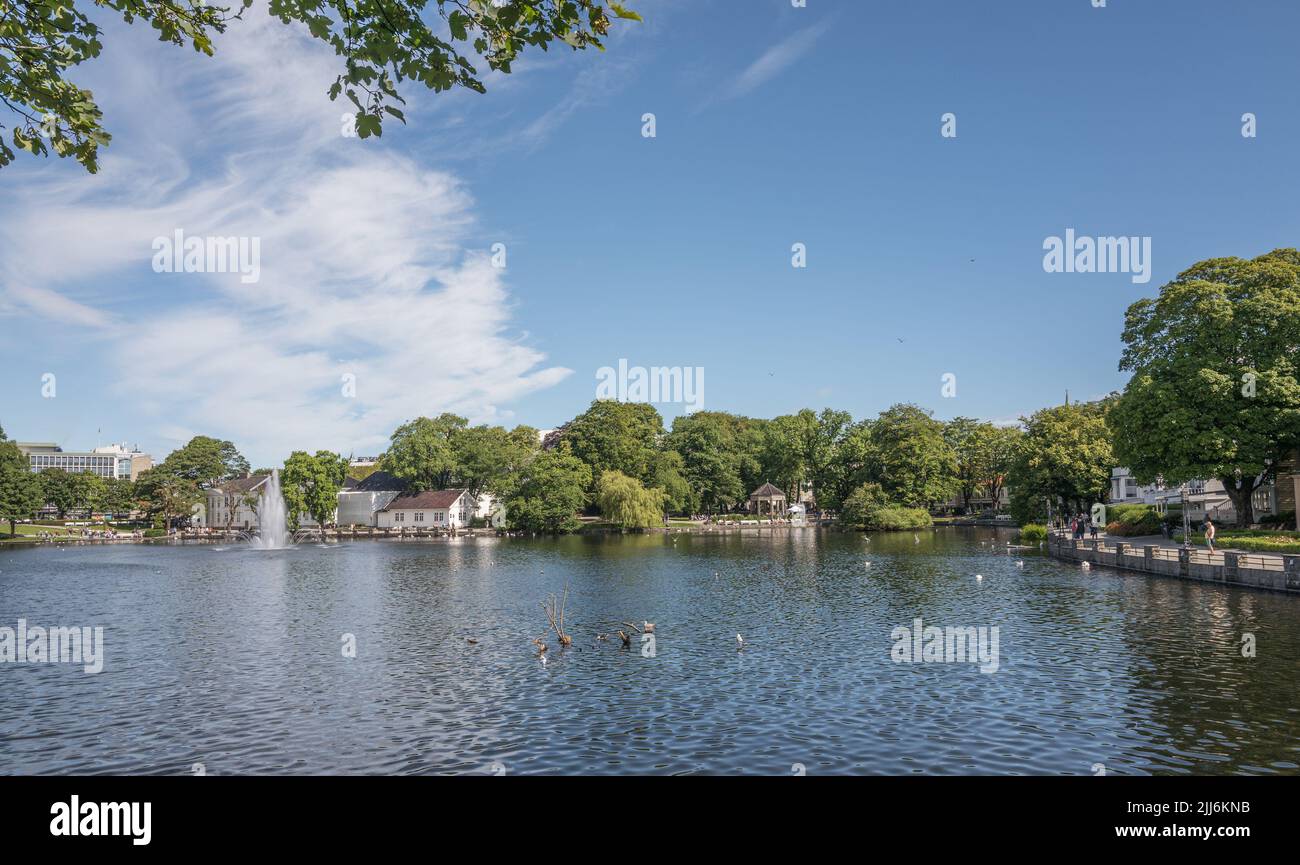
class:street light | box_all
[1180,483,1191,548]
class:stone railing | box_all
[1046,530,1300,594]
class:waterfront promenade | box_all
[1047,529,1300,594]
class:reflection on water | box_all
[1,528,1297,775]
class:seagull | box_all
[1015,561,1024,568]
[864,561,872,569]
[1081,562,1091,570]
[736,633,745,649]
[976,574,984,582]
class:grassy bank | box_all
[1177,529,1300,555]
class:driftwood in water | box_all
[542,585,572,647]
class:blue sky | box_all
[3,0,1300,466]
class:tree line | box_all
[3,248,1298,534]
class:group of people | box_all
[1055,513,1218,552]
[1067,514,1099,541]
[36,527,143,541]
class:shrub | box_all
[1105,505,1162,536]
[1019,523,1047,542]
[1259,510,1295,528]
[865,506,933,531]
[840,483,888,529]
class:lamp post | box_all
[1180,484,1191,548]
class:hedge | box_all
[1019,524,1048,542]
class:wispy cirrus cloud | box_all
[715,20,831,103]
[0,9,571,464]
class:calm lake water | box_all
[1,528,1297,775]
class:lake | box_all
[1,527,1297,775]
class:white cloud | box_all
[4,284,115,329]
[0,9,570,464]
[718,22,831,102]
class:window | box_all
[395,512,404,523]
[415,512,424,522]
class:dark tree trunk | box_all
[1221,478,1257,528]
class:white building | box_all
[204,475,271,530]
[337,471,410,527]
[1109,467,1276,524]
[377,489,475,529]
[475,492,508,528]
[18,441,153,480]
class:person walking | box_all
[1204,518,1216,553]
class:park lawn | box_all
[1179,531,1300,555]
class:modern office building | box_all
[17,442,154,481]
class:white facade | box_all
[1109,467,1276,523]
[377,489,474,529]
[205,476,269,530]
[475,492,507,528]
[19,441,153,481]
[337,490,402,527]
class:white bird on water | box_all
[540,655,547,668]
[1081,561,1091,570]
[864,561,872,569]
[736,633,745,649]
[1016,561,1024,568]
[976,574,984,583]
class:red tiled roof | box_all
[381,489,468,511]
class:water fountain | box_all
[249,469,293,550]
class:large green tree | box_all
[382,413,466,491]
[1,0,640,172]
[37,467,84,517]
[0,438,42,535]
[1010,401,1115,522]
[944,418,1020,513]
[559,400,664,495]
[157,436,250,486]
[505,447,591,533]
[450,423,537,500]
[595,469,664,528]
[282,450,348,529]
[666,411,751,513]
[1110,249,1300,526]
[869,404,957,509]
[134,468,202,531]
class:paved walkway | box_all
[1053,530,1291,568]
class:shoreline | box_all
[1046,529,1300,595]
